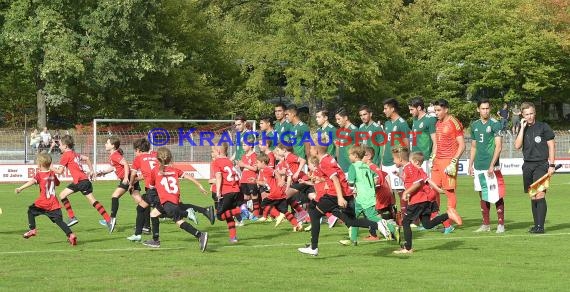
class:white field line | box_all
[2,232,570,254]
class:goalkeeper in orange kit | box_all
[430,99,465,234]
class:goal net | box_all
[91,119,257,179]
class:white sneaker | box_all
[298,247,318,256]
[186,208,198,225]
[127,234,142,242]
[496,224,505,233]
[275,213,286,227]
[474,224,491,232]
[236,219,245,227]
[377,219,391,240]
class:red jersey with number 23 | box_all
[150,166,184,205]
[60,150,88,184]
[33,170,61,211]
[212,157,240,195]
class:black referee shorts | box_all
[522,161,548,192]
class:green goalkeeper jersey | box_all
[348,161,377,209]
[470,118,502,170]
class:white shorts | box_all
[421,160,432,177]
[381,164,404,190]
[473,168,501,191]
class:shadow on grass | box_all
[0,229,25,235]
[545,222,570,232]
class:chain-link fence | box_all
[2,128,569,164]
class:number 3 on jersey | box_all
[160,176,179,194]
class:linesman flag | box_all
[478,171,505,203]
[528,164,562,197]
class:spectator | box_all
[511,104,521,135]
[30,129,41,153]
[497,103,510,132]
[427,102,436,117]
[49,129,61,154]
[39,127,52,152]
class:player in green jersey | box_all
[232,115,247,161]
[408,97,437,173]
[468,98,505,233]
[315,109,336,156]
[274,103,292,138]
[287,105,311,160]
[259,116,278,151]
[382,98,410,190]
[335,108,358,173]
[358,105,384,166]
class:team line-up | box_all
[13,97,556,256]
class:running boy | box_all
[143,147,208,251]
[15,153,77,246]
[52,135,113,231]
[392,147,462,254]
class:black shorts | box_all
[117,180,141,191]
[290,183,314,204]
[404,201,439,222]
[161,202,185,221]
[145,188,160,208]
[217,192,242,219]
[315,195,355,217]
[28,204,63,222]
[523,161,549,192]
[261,198,288,213]
[240,183,259,196]
[67,179,93,196]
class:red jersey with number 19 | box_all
[34,170,61,211]
[212,157,240,195]
[149,166,184,205]
[132,152,158,188]
[60,150,88,184]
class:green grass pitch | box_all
[1,175,569,291]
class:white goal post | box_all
[92,119,257,174]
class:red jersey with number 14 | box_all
[132,152,158,188]
[212,157,240,195]
[60,150,88,184]
[33,170,61,211]
[109,151,127,180]
[149,166,184,205]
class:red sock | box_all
[269,207,281,218]
[253,199,260,217]
[220,207,241,221]
[289,200,304,213]
[480,200,490,225]
[443,189,457,227]
[285,212,299,226]
[262,206,271,218]
[61,198,75,218]
[226,218,237,238]
[92,201,110,222]
[496,198,505,225]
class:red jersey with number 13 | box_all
[149,166,184,205]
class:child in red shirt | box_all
[392,147,462,254]
[52,135,112,231]
[15,153,77,245]
[256,153,303,231]
[143,147,209,251]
